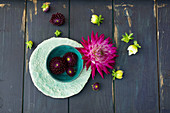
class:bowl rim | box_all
[46,44,83,83]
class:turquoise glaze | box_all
[46,45,83,82]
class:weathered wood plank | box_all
[158,0,170,113]
[0,1,25,113]
[23,0,69,113]
[114,0,159,113]
[69,1,114,113]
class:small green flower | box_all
[26,41,33,49]
[91,14,104,26]
[112,69,124,80]
[55,30,62,37]
[121,33,134,43]
[127,40,141,56]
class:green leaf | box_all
[113,76,116,80]
[112,69,117,80]
[97,15,104,26]
[41,4,47,9]
[125,32,128,36]
[134,40,141,48]
[129,33,133,37]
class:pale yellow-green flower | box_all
[91,14,104,26]
[115,70,123,79]
[91,15,98,24]
[127,40,141,56]
[112,69,124,80]
[127,45,138,55]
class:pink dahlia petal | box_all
[108,60,115,64]
[102,66,110,75]
[98,35,105,44]
[81,48,88,53]
[91,31,95,42]
[112,47,117,50]
[81,41,88,49]
[104,37,112,43]
[95,32,98,40]
[106,64,114,69]
[109,41,113,44]
[82,37,88,45]
[86,60,91,70]
[88,36,91,44]
[82,56,89,60]
[96,65,104,79]
[91,64,96,79]
[75,48,84,54]
[99,34,105,39]
[83,60,87,68]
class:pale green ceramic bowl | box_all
[46,45,83,82]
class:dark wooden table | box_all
[0,0,170,113]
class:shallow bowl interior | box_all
[46,45,83,82]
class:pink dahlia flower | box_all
[76,31,118,79]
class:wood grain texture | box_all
[0,1,25,113]
[114,0,159,113]
[69,0,114,113]
[23,0,69,113]
[158,0,170,113]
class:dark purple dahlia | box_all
[66,67,75,77]
[49,57,67,75]
[63,52,78,67]
[49,13,65,26]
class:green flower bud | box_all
[115,70,123,79]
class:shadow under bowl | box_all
[46,45,83,82]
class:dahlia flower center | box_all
[55,63,59,67]
[95,85,98,88]
[55,19,60,23]
[67,57,70,61]
[69,70,72,73]
[90,46,107,64]
[100,50,104,55]
[92,46,105,57]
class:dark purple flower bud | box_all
[92,82,100,91]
